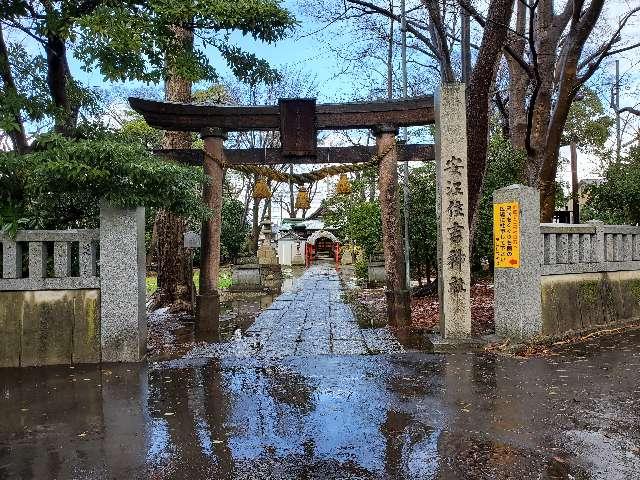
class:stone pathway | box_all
[188,264,403,358]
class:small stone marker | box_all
[435,84,472,339]
[493,185,542,340]
[184,231,201,249]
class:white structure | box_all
[278,231,303,266]
[307,230,340,245]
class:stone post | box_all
[435,84,472,339]
[28,242,47,278]
[493,184,542,340]
[373,124,410,327]
[199,128,226,333]
[99,205,146,362]
[53,242,72,277]
[1,241,22,278]
[587,220,605,263]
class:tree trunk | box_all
[45,33,78,135]
[241,176,252,229]
[251,192,260,253]
[465,0,515,231]
[387,3,394,100]
[153,25,195,312]
[0,25,28,152]
[147,219,158,269]
[523,0,603,221]
[506,0,528,151]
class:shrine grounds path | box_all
[188,264,403,358]
[1,266,640,479]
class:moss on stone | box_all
[85,298,98,341]
[578,281,600,305]
[629,279,640,303]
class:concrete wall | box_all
[0,289,100,367]
[541,271,640,336]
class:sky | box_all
[4,0,640,220]
[61,0,350,102]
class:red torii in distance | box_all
[129,95,437,330]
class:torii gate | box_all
[129,84,471,340]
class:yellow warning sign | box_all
[493,202,520,268]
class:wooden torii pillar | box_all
[374,125,410,327]
[197,127,226,332]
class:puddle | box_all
[2,341,640,479]
[148,267,307,360]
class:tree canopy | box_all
[583,146,640,226]
[0,130,209,235]
[1,0,295,142]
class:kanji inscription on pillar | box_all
[443,155,468,299]
[435,84,472,338]
[493,202,520,268]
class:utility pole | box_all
[615,59,621,161]
[570,141,580,224]
[400,0,411,290]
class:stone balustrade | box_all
[1,229,100,291]
[540,222,640,275]
[494,184,640,341]
[0,205,146,367]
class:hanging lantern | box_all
[253,177,271,199]
[295,186,311,210]
[336,173,352,195]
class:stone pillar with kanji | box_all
[435,84,472,339]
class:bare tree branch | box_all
[618,106,640,117]
[576,6,640,85]
[346,0,440,56]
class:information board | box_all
[183,231,201,249]
[493,202,520,268]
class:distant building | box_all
[277,206,341,262]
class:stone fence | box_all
[540,222,640,275]
[494,185,640,341]
[0,206,146,367]
[1,229,100,290]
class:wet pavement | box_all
[1,265,640,479]
[1,330,640,479]
[187,265,403,359]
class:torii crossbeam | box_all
[153,144,435,166]
[129,96,435,132]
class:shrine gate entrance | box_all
[130,84,471,340]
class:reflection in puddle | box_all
[148,267,307,360]
[3,343,639,479]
